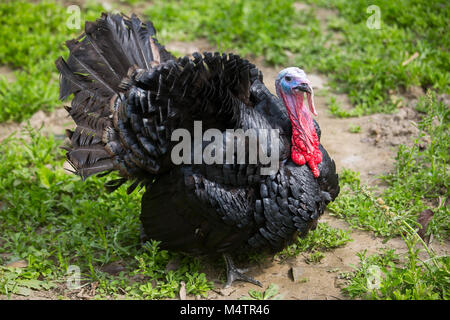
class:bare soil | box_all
[0,66,16,83]
[0,108,73,142]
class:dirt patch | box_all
[365,107,421,147]
[0,108,72,142]
[200,212,449,300]
[0,65,16,83]
[165,39,212,57]
[317,99,398,186]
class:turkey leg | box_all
[223,254,262,288]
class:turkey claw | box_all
[223,254,262,288]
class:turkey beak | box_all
[295,83,311,94]
[294,83,317,116]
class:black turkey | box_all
[56,13,340,287]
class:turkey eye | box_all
[285,76,292,82]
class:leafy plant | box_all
[348,124,361,133]
[306,251,326,264]
[240,283,282,300]
[278,222,352,260]
[342,228,449,299]
[0,266,56,297]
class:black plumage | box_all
[56,13,339,286]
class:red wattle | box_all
[291,129,322,178]
[278,89,322,178]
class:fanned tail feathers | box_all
[57,13,173,189]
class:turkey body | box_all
[141,147,338,256]
[56,13,339,271]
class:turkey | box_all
[56,13,340,287]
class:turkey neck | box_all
[279,91,322,178]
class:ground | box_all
[0,0,448,300]
[1,45,447,300]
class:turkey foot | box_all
[223,254,262,288]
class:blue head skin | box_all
[275,67,317,117]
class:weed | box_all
[306,251,325,264]
[277,222,352,262]
[342,228,449,299]
[348,124,361,133]
[239,283,282,300]
[328,96,364,118]
[328,92,449,299]
[329,92,449,240]
[282,222,352,256]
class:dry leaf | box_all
[402,52,419,66]
[6,259,28,268]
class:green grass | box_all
[0,265,57,296]
[328,92,449,299]
[118,0,144,5]
[329,92,449,240]
[146,0,449,114]
[0,1,104,123]
[0,127,213,299]
[239,283,282,300]
[306,0,449,114]
[348,124,361,133]
[328,96,364,118]
[341,237,449,299]
[0,0,447,122]
[278,222,352,260]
